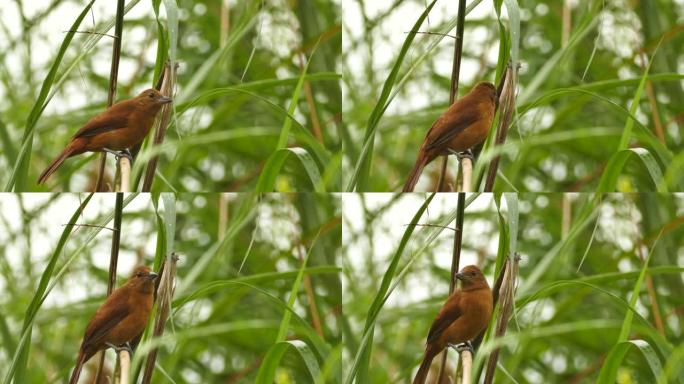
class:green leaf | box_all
[346,0,438,191]
[597,340,663,383]
[6,0,96,191]
[255,340,321,384]
[3,193,94,384]
[597,148,667,192]
[255,147,324,192]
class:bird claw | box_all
[105,341,133,355]
[102,148,133,163]
[448,341,474,353]
[115,149,133,163]
[448,149,474,161]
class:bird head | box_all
[454,265,488,289]
[137,88,173,107]
[473,82,498,104]
[128,266,158,293]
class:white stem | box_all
[460,349,472,384]
[118,349,130,384]
[116,157,131,192]
[460,157,473,192]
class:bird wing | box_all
[81,301,130,349]
[72,101,133,138]
[424,108,478,152]
[426,292,462,344]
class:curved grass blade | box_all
[346,0,438,191]
[597,340,663,383]
[3,193,93,384]
[5,0,96,191]
[596,148,666,192]
[255,340,321,384]
[255,147,324,192]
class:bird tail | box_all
[403,152,427,192]
[37,140,83,184]
[413,347,438,384]
[69,351,87,384]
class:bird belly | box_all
[104,313,149,346]
[85,128,146,151]
[444,120,491,153]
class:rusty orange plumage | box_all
[413,265,493,384]
[37,89,172,184]
[403,82,497,192]
[69,266,158,384]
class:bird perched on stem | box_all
[413,265,493,384]
[37,89,172,184]
[69,266,158,384]
[402,82,497,192]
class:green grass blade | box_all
[618,38,663,150]
[255,147,325,192]
[277,40,320,149]
[255,340,321,384]
[5,0,96,191]
[346,0,438,191]
[276,232,320,342]
[4,193,94,384]
[596,148,667,192]
[346,193,435,383]
[597,340,663,383]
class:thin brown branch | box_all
[142,61,177,191]
[436,0,466,192]
[141,253,179,384]
[298,51,323,143]
[437,192,466,383]
[635,244,666,336]
[483,63,516,191]
[483,253,520,384]
[95,0,125,192]
[95,192,124,383]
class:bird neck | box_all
[460,282,489,292]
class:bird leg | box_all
[101,148,133,163]
[448,341,474,353]
[105,341,134,355]
[448,148,474,162]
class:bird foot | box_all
[116,149,133,163]
[448,341,474,353]
[448,149,474,162]
[102,148,133,163]
[105,341,133,355]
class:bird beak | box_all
[158,96,173,104]
[147,272,159,280]
[454,272,465,281]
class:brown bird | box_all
[37,89,172,184]
[413,265,493,384]
[402,82,497,192]
[69,266,158,384]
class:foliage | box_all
[0,193,341,383]
[342,0,684,192]
[342,193,684,383]
[0,0,341,192]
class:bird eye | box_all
[148,93,154,98]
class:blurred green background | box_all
[0,0,341,192]
[0,192,341,383]
[343,0,684,192]
[342,193,684,383]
